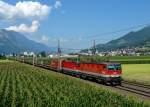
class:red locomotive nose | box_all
[107,64,122,75]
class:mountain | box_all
[0,29,54,54]
[95,26,150,51]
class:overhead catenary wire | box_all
[53,22,150,51]
[85,22,150,39]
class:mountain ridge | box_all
[95,26,150,51]
[0,29,54,54]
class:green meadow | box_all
[122,64,150,86]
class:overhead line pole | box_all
[92,40,96,55]
[58,39,61,70]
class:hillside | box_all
[95,26,150,51]
[0,29,53,54]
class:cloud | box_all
[61,10,66,14]
[41,35,49,44]
[5,20,40,33]
[0,1,51,20]
[54,1,62,9]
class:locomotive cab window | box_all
[107,65,115,70]
[108,64,121,70]
[115,65,121,70]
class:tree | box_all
[39,51,46,57]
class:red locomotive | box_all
[50,59,122,85]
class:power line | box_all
[61,48,82,50]
[52,22,150,51]
[85,22,150,39]
[51,22,150,45]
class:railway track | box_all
[122,80,150,89]
[37,63,150,99]
[114,81,150,99]
[20,61,150,99]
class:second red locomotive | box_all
[50,59,122,85]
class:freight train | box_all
[50,59,122,85]
[19,57,122,85]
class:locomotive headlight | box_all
[102,71,105,74]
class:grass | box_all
[122,64,150,85]
[0,59,11,62]
[110,56,150,61]
[65,56,150,64]
[0,61,149,107]
[10,55,150,64]
[110,56,150,64]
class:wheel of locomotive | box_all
[110,82,116,86]
[75,73,80,78]
[81,74,87,79]
[118,81,122,86]
[103,80,111,86]
[88,76,94,80]
[96,79,103,84]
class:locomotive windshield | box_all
[107,64,121,70]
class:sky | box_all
[1,0,150,50]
